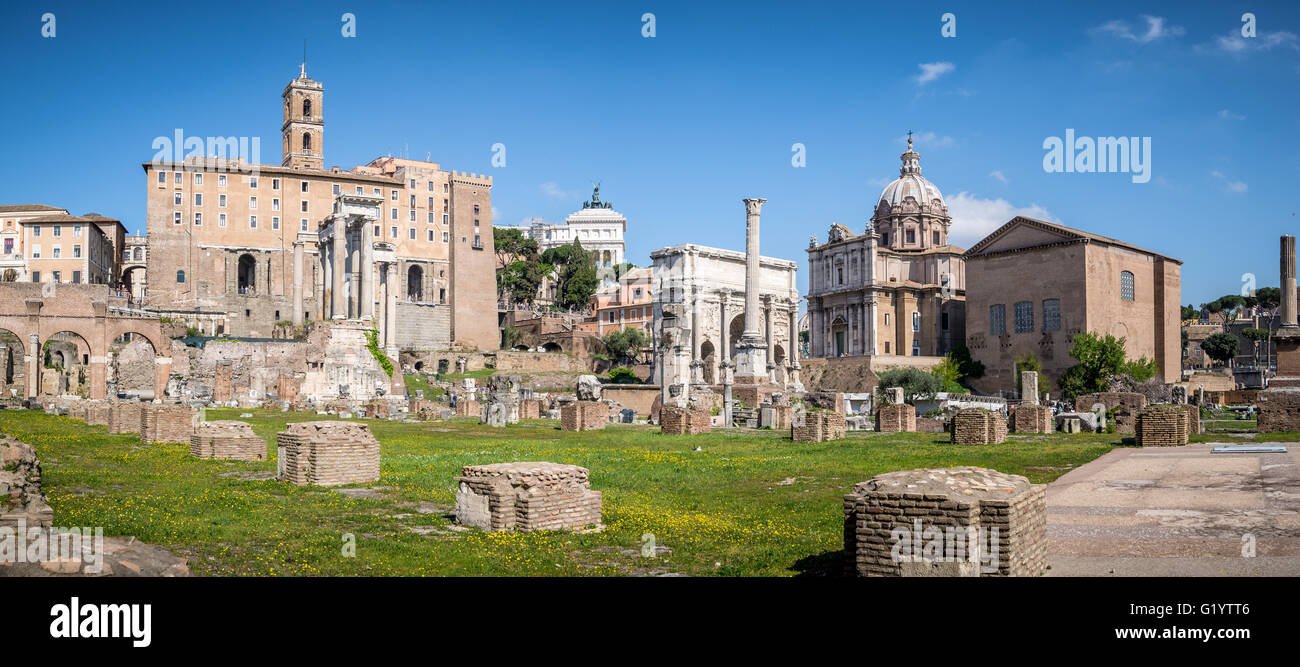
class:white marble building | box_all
[497,186,627,285]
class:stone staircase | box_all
[731,403,758,428]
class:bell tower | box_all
[281,62,324,170]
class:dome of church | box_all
[877,137,945,209]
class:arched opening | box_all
[43,331,92,397]
[132,247,143,261]
[700,340,716,384]
[176,269,186,284]
[237,254,256,294]
[830,316,848,357]
[773,344,786,384]
[0,329,25,398]
[728,314,746,366]
[414,360,424,372]
[542,342,562,353]
[512,345,530,352]
[121,265,145,300]
[302,132,312,153]
[110,332,158,399]
[303,98,312,117]
[407,264,424,301]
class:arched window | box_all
[133,247,142,260]
[176,270,186,284]
[1120,271,1135,301]
[302,132,312,153]
[303,98,312,117]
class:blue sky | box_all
[1,0,1297,308]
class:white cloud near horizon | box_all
[1217,109,1246,120]
[539,181,578,201]
[989,170,1009,184]
[1210,170,1247,193]
[1092,15,1184,44]
[1210,30,1300,55]
[946,192,1058,247]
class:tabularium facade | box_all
[805,137,967,360]
[141,65,497,351]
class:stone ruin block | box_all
[519,399,542,419]
[843,466,1047,577]
[139,403,199,444]
[875,403,916,433]
[804,391,846,416]
[575,375,602,401]
[454,399,480,417]
[0,435,54,529]
[660,405,711,435]
[792,410,846,442]
[213,361,234,403]
[481,402,508,427]
[1258,388,1300,433]
[366,401,390,419]
[1075,392,1146,434]
[66,401,87,421]
[1135,405,1188,447]
[191,420,267,461]
[408,397,432,413]
[109,400,144,435]
[760,403,794,430]
[952,409,1007,445]
[455,462,602,533]
[1182,403,1201,435]
[1011,404,1053,434]
[276,374,301,405]
[276,421,381,486]
[561,401,606,431]
[1058,417,1083,434]
[83,400,112,427]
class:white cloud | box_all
[946,192,1058,247]
[897,131,955,149]
[989,170,1009,184]
[1209,30,1300,54]
[1092,15,1184,44]
[539,181,578,200]
[914,62,954,86]
[1210,170,1247,193]
[867,176,891,187]
[1217,109,1246,120]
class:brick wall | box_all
[139,403,198,444]
[1182,404,1201,435]
[843,466,1047,577]
[276,421,380,486]
[109,401,143,434]
[191,420,267,460]
[560,401,606,431]
[793,410,846,442]
[952,409,1008,444]
[1135,405,1188,447]
[875,404,916,433]
[454,399,480,417]
[1011,404,1052,434]
[454,462,601,532]
[84,401,112,427]
[660,405,711,435]
[395,301,451,351]
[1258,388,1300,432]
[519,399,542,419]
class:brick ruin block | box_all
[1011,404,1053,434]
[952,409,1008,445]
[793,409,846,442]
[519,399,543,419]
[454,399,480,417]
[66,401,87,421]
[1181,403,1201,435]
[276,373,301,404]
[455,462,602,532]
[760,403,794,430]
[139,403,199,444]
[83,401,111,427]
[276,421,381,486]
[1258,388,1300,432]
[213,361,234,403]
[560,401,606,431]
[1135,405,1189,447]
[660,405,712,435]
[843,466,1047,577]
[109,401,143,434]
[366,401,390,418]
[0,435,53,529]
[191,420,267,461]
[875,403,916,433]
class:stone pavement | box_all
[1045,442,1300,576]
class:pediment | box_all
[966,216,1081,256]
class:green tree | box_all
[877,367,943,403]
[1255,287,1281,311]
[948,343,985,380]
[1201,332,1240,369]
[1058,332,1129,399]
[606,367,640,384]
[602,327,648,365]
[1241,327,1269,366]
[541,240,599,310]
[1181,304,1198,320]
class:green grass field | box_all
[1,409,1121,577]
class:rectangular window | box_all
[194,173,203,185]
[301,218,308,231]
[194,193,202,206]
[249,176,258,188]
[218,174,227,187]
[409,194,416,207]
[157,171,166,184]
[30,271,39,282]
[272,216,280,230]
[250,215,257,229]
[174,192,182,206]
[373,187,381,196]
[72,270,80,284]
[301,201,308,213]
[1014,301,1034,333]
[272,198,280,211]
[427,229,434,241]
[391,208,398,220]
[355,186,363,195]
[194,212,202,226]
[427,211,434,223]
[52,246,61,258]
[443,231,449,242]
[249,196,257,210]
[391,190,398,201]
[427,181,433,191]
[391,226,398,238]
[175,172,182,184]
[219,194,227,207]
[219,213,227,227]
[332,184,340,195]
[427,197,434,208]
[73,224,81,237]
[409,228,415,240]
[73,244,81,258]
[409,210,416,222]
[1043,299,1061,332]
[301,181,309,193]
[173,212,181,225]
[990,304,1007,335]
[912,311,920,332]
[443,214,449,224]
[409,179,416,189]
[272,178,280,190]
[30,245,40,259]
[52,270,60,282]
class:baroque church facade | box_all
[804,137,966,359]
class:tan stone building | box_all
[805,137,966,359]
[141,66,497,350]
[0,205,126,285]
[964,216,1182,394]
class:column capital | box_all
[742,197,768,215]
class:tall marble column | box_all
[348,224,361,318]
[763,297,775,381]
[291,240,304,327]
[734,198,768,378]
[360,220,375,320]
[1282,235,1297,328]
[787,305,803,392]
[330,217,345,319]
[385,261,399,358]
[865,295,878,355]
